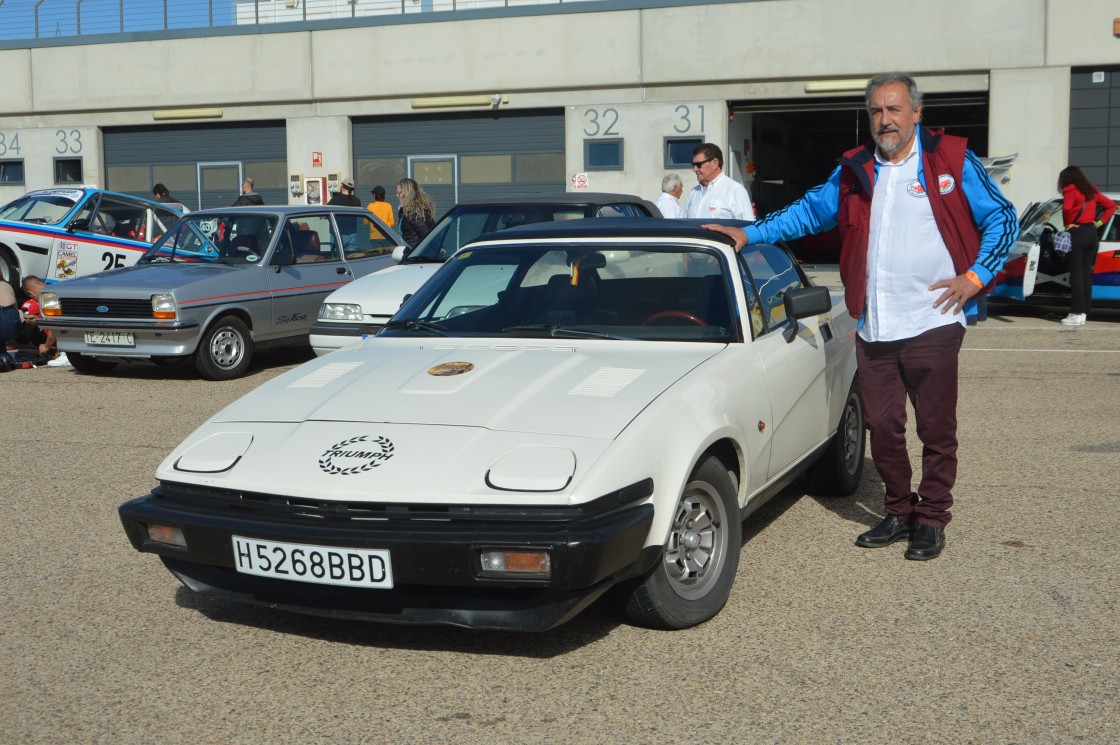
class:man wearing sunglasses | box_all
[681,143,755,221]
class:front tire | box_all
[0,249,18,285]
[804,379,865,496]
[194,315,252,380]
[623,456,741,630]
[69,352,117,375]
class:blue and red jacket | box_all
[745,127,1018,321]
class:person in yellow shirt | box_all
[367,185,395,239]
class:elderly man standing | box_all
[682,143,755,220]
[706,71,1016,561]
[655,174,684,218]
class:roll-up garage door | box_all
[103,121,287,210]
[352,109,565,219]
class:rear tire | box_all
[623,456,741,630]
[194,315,253,380]
[68,352,117,375]
[804,379,865,497]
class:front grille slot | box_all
[62,297,152,318]
[154,480,636,524]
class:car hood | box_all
[48,261,246,296]
[162,339,722,501]
[214,338,721,439]
[323,263,443,315]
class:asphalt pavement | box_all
[2,292,1118,744]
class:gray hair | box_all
[661,173,683,193]
[243,177,254,190]
[865,71,923,112]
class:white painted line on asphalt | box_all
[964,348,1120,353]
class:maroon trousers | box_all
[855,323,966,528]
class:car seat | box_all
[292,231,324,263]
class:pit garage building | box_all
[0,0,1118,222]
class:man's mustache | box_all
[877,125,900,135]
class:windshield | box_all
[140,213,277,264]
[385,242,737,343]
[408,204,588,262]
[1018,197,1062,243]
[0,191,83,225]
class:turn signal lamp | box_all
[146,523,187,548]
[40,291,62,316]
[151,294,176,319]
[480,549,552,578]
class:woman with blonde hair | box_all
[395,178,437,248]
[1056,166,1117,325]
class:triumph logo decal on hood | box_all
[318,435,395,475]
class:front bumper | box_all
[44,317,200,358]
[119,480,657,631]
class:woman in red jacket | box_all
[1058,166,1117,325]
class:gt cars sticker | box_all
[318,435,395,475]
[54,243,79,279]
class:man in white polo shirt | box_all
[682,143,755,221]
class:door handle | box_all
[336,267,349,275]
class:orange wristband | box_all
[965,270,983,289]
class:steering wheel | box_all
[643,309,708,326]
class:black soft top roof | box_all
[471,217,755,247]
[451,192,654,207]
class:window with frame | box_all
[54,157,83,184]
[665,137,703,169]
[0,159,25,184]
[584,139,623,171]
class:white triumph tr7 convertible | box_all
[119,218,864,631]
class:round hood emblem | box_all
[96,305,109,313]
[428,361,475,377]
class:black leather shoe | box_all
[855,515,910,548]
[905,524,945,561]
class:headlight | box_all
[151,293,176,319]
[40,291,61,316]
[319,303,364,321]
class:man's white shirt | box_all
[863,138,963,343]
[655,192,682,218]
[682,172,755,220]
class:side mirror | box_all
[782,285,832,343]
[392,245,408,263]
[270,252,296,271]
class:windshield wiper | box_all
[139,255,176,264]
[382,319,451,336]
[403,255,445,264]
[502,324,629,340]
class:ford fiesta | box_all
[119,219,864,631]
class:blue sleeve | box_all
[961,151,1018,285]
[744,166,842,245]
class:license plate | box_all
[231,535,393,589]
[84,331,134,346]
